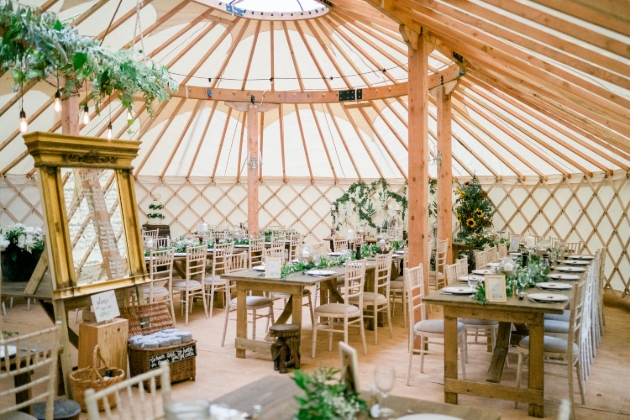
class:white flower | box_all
[17,234,25,248]
[0,234,9,248]
[24,226,34,234]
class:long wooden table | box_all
[211,375,501,420]
[424,264,588,418]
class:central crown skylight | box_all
[207,0,330,20]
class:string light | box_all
[82,81,90,125]
[19,109,28,133]
[54,90,62,113]
[106,123,113,140]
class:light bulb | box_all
[19,109,28,133]
[54,91,62,113]
[126,109,133,121]
[106,123,113,141]
[82,104,90,125]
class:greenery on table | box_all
[470,259,549,304]
[293,367,367,420]
[0,2,177,117]
[273,254,356,279]
[454,176,495,246]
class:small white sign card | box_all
[91,290,120,323]
[265,257,282,278]
[509,235,521,252]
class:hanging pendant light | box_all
[127,109,133,121]
[54,90,62,113]
[82,104,90,125]
[19,109,28,133]
[106,123,113,141]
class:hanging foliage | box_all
[0,2,177,116]
[454,175,495,243]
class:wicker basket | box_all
[70,345,125,412]
[119,302,196,388]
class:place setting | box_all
[567,254,595,260]
[554,265,586,272]
[547,273,581,281]
[561,259,590,265]
[472,269,494,275]
[527,293,570,303]
[535,282,572,291]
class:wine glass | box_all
[374,366,396,418]
[467,276,479,291]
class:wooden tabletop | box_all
[211,375,501,420]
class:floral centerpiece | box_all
[146,198,165,223]
[293,367,367,420]
[454,175,495,246]
[0,224,45,282]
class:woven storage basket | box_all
[70,345,125,412]
[119,302,196,388]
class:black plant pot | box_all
[1,247,43,282]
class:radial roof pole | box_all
[247,104,260,236]
[403,24,430,294]
[436,82,457,265]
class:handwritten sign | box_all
[90,290,120,323]
[148,344,197,369]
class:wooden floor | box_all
[1,290,629,419]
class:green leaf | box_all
[73,52,88,70]
[53,20,62,30]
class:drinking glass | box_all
[467,277,479,290]
[374,366,396,418]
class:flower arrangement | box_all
[0,223,44,258]
[146,199,165,221]
[454,176,495,244]
[293,367,367,420]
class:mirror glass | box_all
[61,168,129,285]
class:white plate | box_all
[568,254,594,260]
[174,252,187,257]
[252,265,265,271]
[562,260,590,265]
[0,345,17,359]
[556,266,586,272]
[394,250,405,254]
[547,273,580,281]
[536,282,572,290]
[327,252,344,256]
[442,286,476,295]
[234,244,250,248]
[528,293,569,303]
[472,269,493,275]
[398,414,463,420]
[458,275,484,282]
[487,262,501,267]
[306,270,336,276]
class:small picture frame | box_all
[265,257,281,278]
[339,342,360,395]
[509,235,520,252]
[485,274,507,302]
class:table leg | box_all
[173,260,186,279]
[236,288,247,358]
[486,322,512,383]
[443,311,459,405]
[291,291,302,344]
[528,320,545,417]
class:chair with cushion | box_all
[248,236,265,268]
[351,253,392,345]
[312,260,368,357]
[0,322,61,420]
[84,362,170,420]
[405,264,467,385]
[144,249,176,322]
[455,256,468,279]
[498,242,507,258]
[428,239,448,291]
[172,245,208,326]
[221,254,275,347]
[515,280,587,417]
[390,248,408,327]
[204,242,233,318]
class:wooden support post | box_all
[437,83,455,264]
[404,24,430,293]
[247,104,260,236]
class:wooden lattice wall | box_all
[1,171,628,295]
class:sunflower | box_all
[455,188,466,198]
[466,218,477,228]
[456,213,462,221]
[474,208,484,218]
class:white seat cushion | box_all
[204,275,226,283]
[545,310,570,322]
[414,319,465,334]
[172,280,203,290]
[315,303,360,316]
[143,286,169,295]
[0,411,37,420]
[428,271,445,279]
[230,296,273,308]
[349,292,387,305]
[274,289,311,299]
[544,320,569,334]
[460,318,499,326]
[390,280,404,290]
[518,335,578,354]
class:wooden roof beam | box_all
[241,20,262,91]
[94,0,155,42]
[340,105,385,179]
[279,105,287,182]
[294,104,314,182]
[282,21,306,92]
[123,0,193,50]
[304,19,353,89]
[294,21,334,91]
[210,20,251,89]
[186,101,218,178]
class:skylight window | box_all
[206,0,330,20]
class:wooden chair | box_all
[204,242,233,318]
[455,256,468,278]
[84,362,171,420]
[487,246,499,262]
[515,281,587,418]
[312,260,368,357]
[221,253,275,347]
[312,241,328,256]
[390,248,408,327]
[172,245,208,326]
[428,239,448,291]
[154,237,170,249]
[565,242,582,255]
[405,265,467,385]
[0,322,61,420]
[264,246,285,263]
[190,233,210,244]
[248,236,265,268]
[333,238,348,253]
[351,253,393,345]
[475,249,489,270]
[498,242,508,258]
[144,249,175,322]
[142,229,158,241]
[288,234,303,261]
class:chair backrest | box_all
[271,235,286,248]
[84,362,171,420]
[435,239,448,272]
[353,234,364,247]
[550,237,560,248]
[475,249,489,270]
[374,253,392,294]
[567,278,588,361]
[364,227,376,239]
[386,227,402,240]
[334,238,348,252]
[455,256,468,278]
[565,242,582,254]
[267,225,284,231]
[249,236,265,267]
[185,245,207,281]
[148,249,174,300]
[312,241,328,256]
[143,229,158,240]
[289,234,303,261]
[341,260,367,307]
[264,246,285,264]
[445,263,458,285]
[531,235,541,245]
[0,323,61,418]
[405,265,426,330]
[190,233,209,244]
[487,246,499,262]
[498,242,507,258]
[401,248,409,272]
[211,242,234,277]
[154,237,170,249]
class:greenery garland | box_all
[0,2,177,117]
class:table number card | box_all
[91,290,120,323]
[265,258,281,278]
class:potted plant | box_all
[0,224,44,282]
